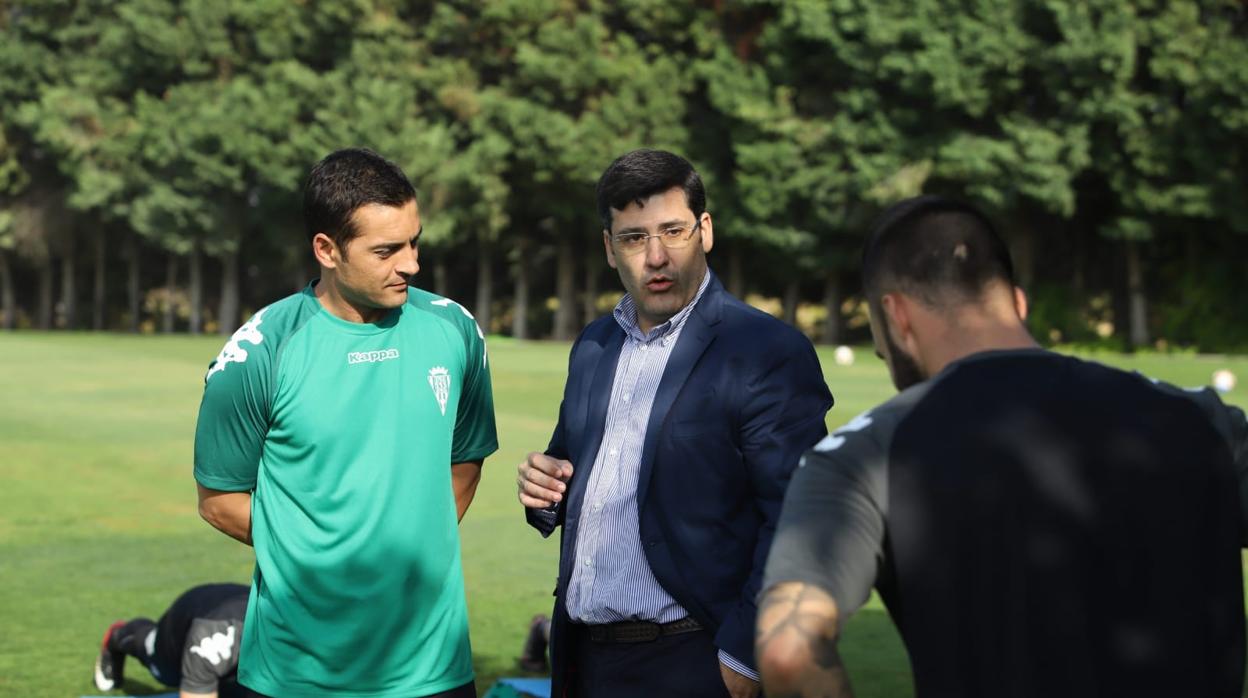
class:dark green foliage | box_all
[0,0,1244,348]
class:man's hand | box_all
[756,582,854,698]
[517,452,574,509]
[720,661,761,698]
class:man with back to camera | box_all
[516,149,834,697]
[756,195,1248,697]
[193,148,498,698]
[93,583,249,698]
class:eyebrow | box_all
[614,220,689,235]
[371,227,423,253]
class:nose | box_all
[643,235,669,268]
[396,244,420,279]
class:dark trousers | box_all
[112,618,180,686]
[573,627,730,698]
[112,618,158,667]
[240,680,475,698]
[114,617,255,698]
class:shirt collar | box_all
[613,270,712,343]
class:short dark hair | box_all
[861,195,1016,307]
[595,149,706,231]
[303,148,417,248]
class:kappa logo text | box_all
[348,349,400,365]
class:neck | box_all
[920,316,1040,378]
[314,276,392,324]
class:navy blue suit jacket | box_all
[526,273,833,695]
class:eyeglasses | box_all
[610,220,702,256]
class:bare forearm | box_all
[452,461,483,522]
[180,690,217,698]
[196,484,253,546]
[756,582,854,698]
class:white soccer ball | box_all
[1213,369,1236,393]
[834,345,855,366]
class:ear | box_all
[879,293,909,336]
[312,233,340,269]
[699,212,714,254]
[1013,286,1029,320]
[880,292,920,356]
[603,229,617,270]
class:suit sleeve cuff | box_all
[718,650,760,682]
[525,505,559,538]
[535,506,558,521]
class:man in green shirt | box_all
[194,148,498,698]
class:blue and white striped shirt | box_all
[564,272,757,680]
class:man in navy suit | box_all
[517,149,834,697]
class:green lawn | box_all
[2,332,1247,698]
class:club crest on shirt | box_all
[205,308,267,382]
[428,366,451,416]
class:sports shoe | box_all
[517,614,550,672]
[93,620,127,691]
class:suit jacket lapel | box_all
[565,327,625,537]
[635,276,724,508]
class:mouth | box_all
[645,276,674,293]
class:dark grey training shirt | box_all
[151,583,247,693]
[766,349,1248,698]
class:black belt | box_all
[584,617,702,643]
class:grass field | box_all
[2,332,1247,698]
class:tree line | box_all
[1,0,1245,349]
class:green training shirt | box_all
[193,283,498,698]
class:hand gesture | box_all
[517,451,574,509]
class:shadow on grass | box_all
[839,606,914,698]
[468,607,915,698]
[110,676,174,696]
[91,610,910,698]
[473,650,550,697]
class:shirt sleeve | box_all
[1226,403,1248,543]
[1194,389,1248,544]
[193,315,273,492]
[763,413,889,623]
[1160,382,1248,545]
[451,315,498,464]
[718,650,760,681]
[179,619,239,693]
